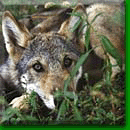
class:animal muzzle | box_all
[40,94,55,109]
[39,73,77,109]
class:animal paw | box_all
[9,95,29,110]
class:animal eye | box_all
[64,56,73,68]
[33,63,44,72]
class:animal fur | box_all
[0,3,124,110]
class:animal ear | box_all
[2,11,32,63]
[31,8,72,34]
[58,3,87,53]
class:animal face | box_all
[2,4,86,109]
[17,33,81,109]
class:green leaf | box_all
[64,52,89,91]
[78,23,87,35]
[73,106,83,121]
[74,93,78,106]
[64,48,96,91]
[71,18,82,32]
[105,59,112,86]
[23,115,39,122]
[71,49,92,78]
[90,12,103,24]
[0,96,7,105]
[1,107,22,123]
[69,12,83,33]
[93,82,103,90]
[64,77,71,92]
[64,91,75,99]
[57,100,67,121]
[85,26,90,50]
[106,112,116,121]
[54,90,63,98]
[99,35,122,68]
[105,69,112,86]
[29,91,38,116]
[70,12,83,18]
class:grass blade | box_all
[73,106,83,121]
[105,59,112,86]
[71,18,82,32]
[56,100,67,121]
[64,91,75,99]
[99,35,122,68]
[64,49,92,91]
[85,26,90,50]
[71,49,93,78]
[69,12,83,32]
[90,12,103,24]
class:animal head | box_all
[2,4,86,109]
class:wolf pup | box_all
[0,3,124,110]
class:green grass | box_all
[0,4,125,126]
[0,74,125,125]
